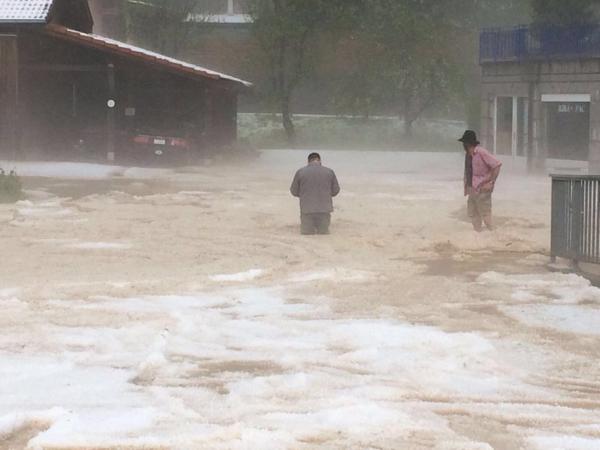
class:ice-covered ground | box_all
[0,161,175,180]
[1,150,600,449]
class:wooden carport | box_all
[0,0,251,163]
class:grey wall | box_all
[481,59,600,170]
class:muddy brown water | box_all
[416,251,548,280]
[22,177,174,200]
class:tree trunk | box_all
[404,117,414,137]
[281,95,296,143]
[401,95,414,138]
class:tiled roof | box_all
[0,0,53,23]
[45,25,252,88]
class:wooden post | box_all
[229,92,237,146]
[72,82,78,118]
[0,33,17,157]
[511,96,518,159]
[14,30,20,161]
[106,63,116,162]
[527,82,535,173]
[492,96,498,155]
[204,88,213,146]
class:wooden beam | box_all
[107,63,116,162]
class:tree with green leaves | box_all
[248,0,360,141]
[532,0,598,26]
[335,0,476,136]
[332,0,531,130]
[125,0,200,57]
[477,0,531,27]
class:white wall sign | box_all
[557,104,587,113]
[541,94,591,103]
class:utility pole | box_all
[107,63,116,162]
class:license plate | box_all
[153,139,166,145]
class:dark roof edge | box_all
[0,19,47,24]
[44,25,252,90]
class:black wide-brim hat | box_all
[458,130,480,145]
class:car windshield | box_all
[134,106,199,137]
[136,116,182,137]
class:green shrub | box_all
[0,169,23,203]
[238,113,464,151]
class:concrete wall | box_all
[481,59,600,171]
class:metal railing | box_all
[480,24,600,63]
[551,175,600,264]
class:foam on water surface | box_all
[0,286,561,448]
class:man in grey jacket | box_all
[290,153,341,235]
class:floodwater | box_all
[1,150,599,449]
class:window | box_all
[194,0,250,15]
[195,0,228,15]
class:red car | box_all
[128,130,196,165]
[75,125,201,166]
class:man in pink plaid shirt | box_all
[459,130,502,232]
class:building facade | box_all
[480,25,600,171]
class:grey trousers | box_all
[301,213,331,235]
